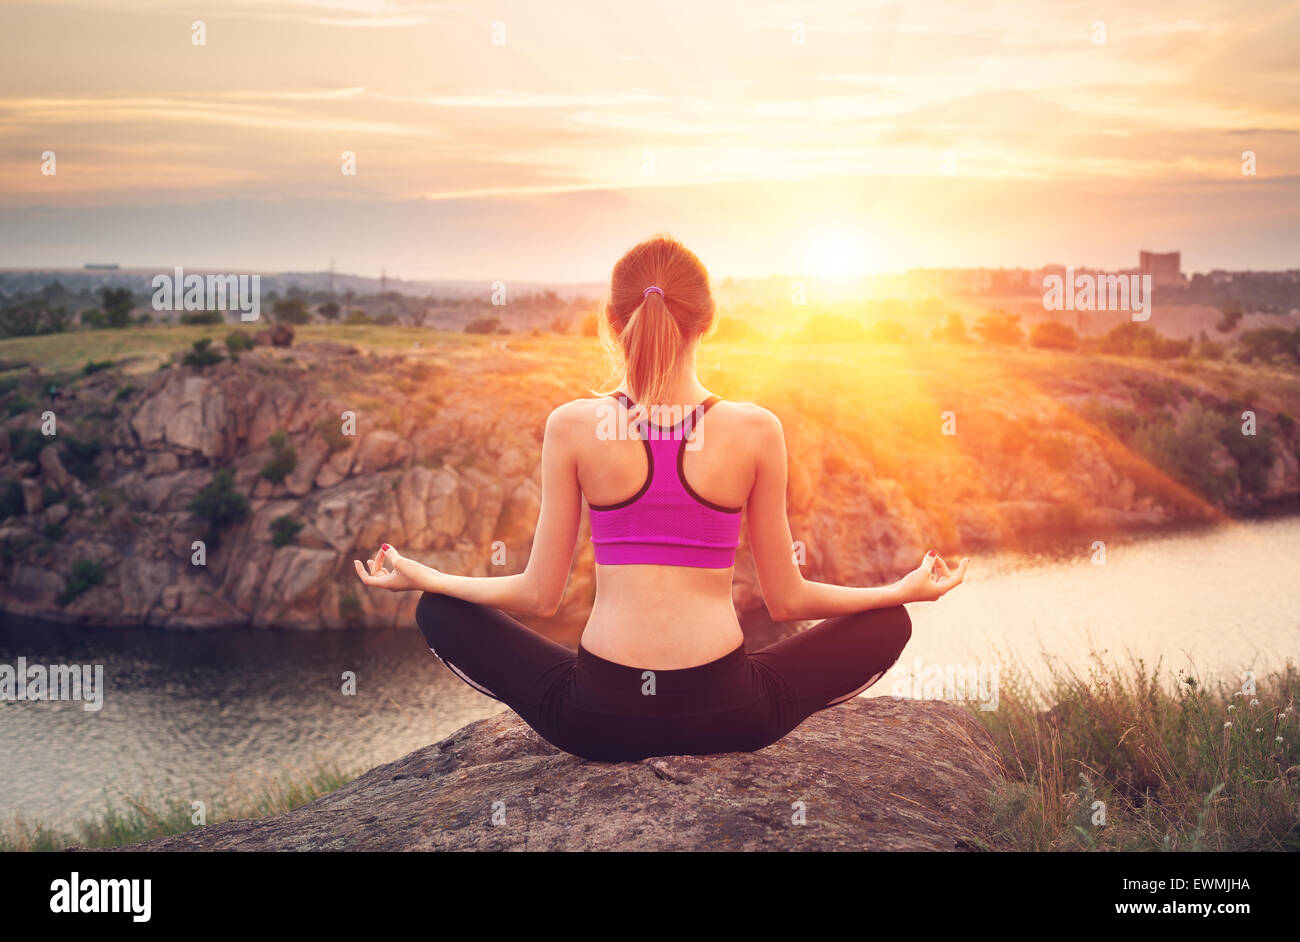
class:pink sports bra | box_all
[588,392,742,568]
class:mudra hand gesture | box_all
[353,543,426,593]
[898,550,969,603]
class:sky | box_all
[1,0,1297,281]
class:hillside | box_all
[2,324,1298,632]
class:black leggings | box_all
[414,592,912,762]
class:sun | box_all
[799,224,879,279]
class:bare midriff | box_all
[579,563,745,669]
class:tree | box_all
[319,301,341,320]
[465,316,501,334]
[1215,300,1244,334]
[1029,321,1080,351]
[272,298,311,324]
[99,287,134,328]
[974,310,1024,345]
[931,312,969,344]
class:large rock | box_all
[131,372,244,461]
[354,430,411,474]
[116,699,1004,851]
[37,445,78,493]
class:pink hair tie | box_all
[643,285,664,298]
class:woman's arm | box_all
[354,404,583,617]
[746,407,968,621]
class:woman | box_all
[354,233,969,762]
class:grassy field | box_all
[977,657,1300,851]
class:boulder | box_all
[37,445,77,492]
[354,430,411,474]
[254,323,295,347]
[20,478,42,513]
[116,698,1004,851]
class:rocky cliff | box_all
[2,330,1297,629]
[108,698,1005,851]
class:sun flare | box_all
[799,225,880,279]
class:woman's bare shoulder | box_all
[711,398,782,433]
[544,395,618,439]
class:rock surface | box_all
[115,699,1005,852]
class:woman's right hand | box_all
[353,544,425,593]
[897,550,969,603]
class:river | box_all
[2,516,1297,829]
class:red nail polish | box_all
[381,543,390,551]
[927,549,935,557]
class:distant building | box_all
[1139,251,1182,287]
[83,263,120,270]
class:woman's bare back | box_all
[561,392,764,668]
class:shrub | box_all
[114,384,137,401]
[345,309,373,325]
[272,298,311,324]
[58,558,105,605]
[6,395,35,417]
[60,437,102,483]
[269,515,304,547]
[1219,421,1275,497]
[931,312,969,344]
[1236,327,1300,366]
[1131,402,1235,502]
[1029,321,1080,351]
[182,338,224,368]
[82,359,114,375]
[1215,301,1244,333]
[974,310,1024,345]
[260,431,297,484]
[185,470,250,549]
[225,330,255,357]
[41,521,65,541]
[1195,339,1227,360]
[8,428,45,463]
[1101,324,1192,359]
[179,311,223,326]
[465,316,501,334]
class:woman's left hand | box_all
[353,544,424,593]
[897,550,969,603]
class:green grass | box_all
[0,762,360,851]
[976,654,1299,851]
[0,323,489,376]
